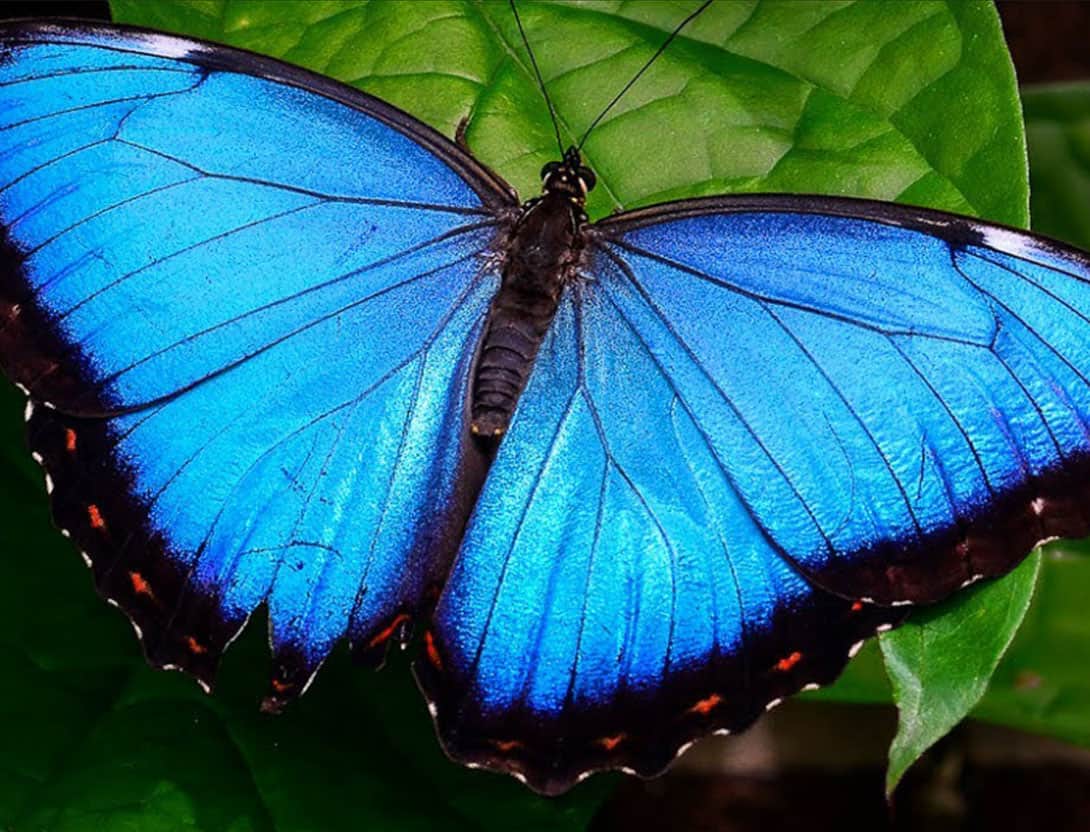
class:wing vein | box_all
[599,243,837,559]
[575,294,680,683]
[761,303,925,542]
[607,236,992,349]
[114,137,490,216]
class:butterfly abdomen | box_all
[470,182,587,439]
[471,284,560,438]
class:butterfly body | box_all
[2,17,1089,796]
[471,147,594,439]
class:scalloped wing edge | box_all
[413,589,906,796]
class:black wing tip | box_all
[414,598,902,796]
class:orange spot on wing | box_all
[65,428,77,452]
[597,733,625,751]
[424,630,442,669]
[186,636,207,655]
[775,651,803,672]
[851,600,864,613]
[271,678,292,694]
[491,739,522,753]
[129,571,153,598]
[688,693,722,715]
[87,504,105,529]
[367,612,411,649]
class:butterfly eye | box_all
[578,166,596,192]
[540,161,561,180]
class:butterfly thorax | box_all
[469,148,595,440]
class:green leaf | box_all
[2,0,1028,827]
[881,553,1041,794]
[973,541,1090,747]
[1023,82,1090,249]
[110,0,1027,223]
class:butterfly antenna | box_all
[577,0,713,151]
[510,0,565,157]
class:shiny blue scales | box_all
[2,22,1089,794]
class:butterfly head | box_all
[541,146,596,204]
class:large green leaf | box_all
[882,553,1041,794]
[111,0,1028,223]
[2,0,1030,827]
[973,541,1090,748]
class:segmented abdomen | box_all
[470,289,559,439]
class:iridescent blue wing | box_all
[0,21,515,702]
[418,196,1090,793]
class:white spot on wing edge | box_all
[848,640,865,658]
[23,399,33,420]
[876,623,894,634]
[764,697,784,712]
[959,573,985,589]
[977,225,1038,260]
[299,663,324,698]
[674,740,695,759]
[43,472,53,494]
[801,682,821,692]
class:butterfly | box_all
[2,3,1089,797]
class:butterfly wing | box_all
[418,195,1090,793]
[591,196,1090,604]
[418,291,900,795]
[0,22,514,701]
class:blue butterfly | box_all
[1,9,1088,796]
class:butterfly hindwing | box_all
[419,290,901,794]
[0,22,513,700]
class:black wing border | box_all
[594,191,1090,274]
